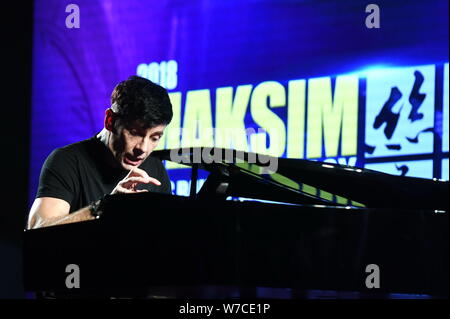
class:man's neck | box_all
[96,129,123,171]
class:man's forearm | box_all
[29,206,95,229]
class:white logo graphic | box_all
[365,65,435,158]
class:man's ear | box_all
[104,108,116,132]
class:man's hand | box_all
[111,167,161,194]
[27,168,162,229]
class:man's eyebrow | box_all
[150,131,164,136]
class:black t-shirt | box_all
[36,135,172,212]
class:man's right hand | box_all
[111,167,161,194]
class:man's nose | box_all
[135,137,150,155]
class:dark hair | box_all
[110,76,173,129]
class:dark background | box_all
[0,0,447,300]
[0,2,33,298]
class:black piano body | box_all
[24,147,449,298]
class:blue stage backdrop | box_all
[30,0,449,202]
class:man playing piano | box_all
[27,76,173,229]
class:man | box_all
[27,76,173,229]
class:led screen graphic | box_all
[31,0,449,200]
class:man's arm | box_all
[27,167,161,229]
[27,197,95,229]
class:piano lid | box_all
[152,147,449,211]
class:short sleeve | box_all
[36,148,79,205]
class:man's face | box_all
[109,121,166,171]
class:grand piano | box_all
[23,147,449,298]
